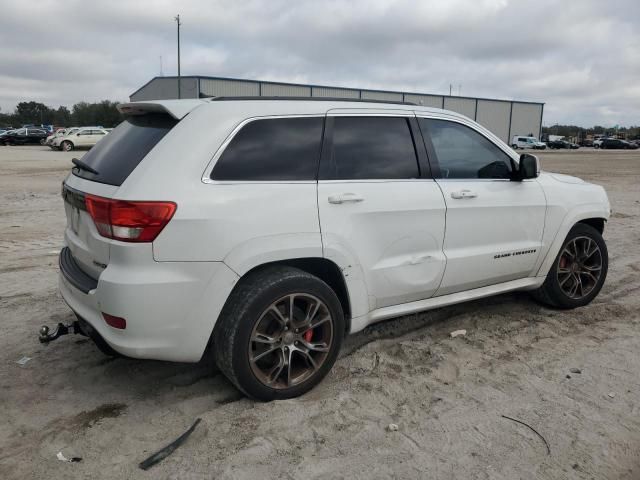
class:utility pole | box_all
[449,84,452,96]
[174,14,182,99]
[159,55,164,76]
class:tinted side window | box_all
[420,119,513,179]
[212,117,323,181]
[329,117,419,180]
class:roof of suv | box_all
[117,97,469,122]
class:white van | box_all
[511,135,546,150]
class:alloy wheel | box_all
[557,236,603,299]
[249,293,333,389]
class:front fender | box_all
[535,203,610,277]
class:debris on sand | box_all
[56,451,82,463]
[569,368,582,374]
[387,423,399,432]
[501,415,551,455]
[608,392,616,398]
[450,330,467,338]
[16,356,31,366]
[139,418,202,470]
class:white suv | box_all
[55,98,610,400]
[53,127,109,151]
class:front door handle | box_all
[328,193,365,204]
[450,189,477,199]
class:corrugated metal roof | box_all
[130,75,544,106]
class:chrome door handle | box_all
[450,189,477,199]
[328,193,365,204]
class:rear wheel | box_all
[61,141,73,152]
[511,144,518,149]
[532,223,608,309]
[213,266,345,401]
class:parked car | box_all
[52,98,610,400]
[599,138,638,150]
[511,135,547,150]
[0,128,48,145]
[51,127,109,151]
[578,139,593,147]
[46,128,79,146]
[593,138,609,148]
[547,140,579,149]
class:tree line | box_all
[0,101,124,128]
[542,124,640,139]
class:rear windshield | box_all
[72,113,177,186]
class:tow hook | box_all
[39,321,82,344]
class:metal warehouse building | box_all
[130,76,544,143]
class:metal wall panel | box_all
[260,83,311,97]
[360,90,403,102]
[404,94,443,108]
[199,78,259,97]
[443,97,476,119]
[510,102,543,140]
[311,87,360,98]
[476,99,511,143]
[130,77,198,101]
[130,77,544,141]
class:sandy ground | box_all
[0,146,639,479]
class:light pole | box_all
[174,14,182,99]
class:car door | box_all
[318,111,447,310]
[14,129,28,144]
[91,129,107,147]
[75,129,90,147]
[418,117,546,296]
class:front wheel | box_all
[61,141,74,152]
[213,266,345,401]
[511,144,518,149]
[532,223,608,309]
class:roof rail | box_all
[204,95,417,106]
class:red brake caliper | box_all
[559,256,568,269]
[303,328,313,342]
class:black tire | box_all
[532,223,608,309]
[213,266,345,401]
[61,140,74,152]
[512,144,518,149]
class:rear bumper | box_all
[58,247,239,362]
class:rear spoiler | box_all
[117,100,207,120]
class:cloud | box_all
[0,0,638,126]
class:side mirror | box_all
[517,153,540,180]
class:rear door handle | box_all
[328,193,365,204]
[450,189,477,199]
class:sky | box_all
[1,0,638,127]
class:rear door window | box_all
[72,113,177,186]
[326,116,419,180]
[211,117,324,181]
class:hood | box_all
[549,173,586,184]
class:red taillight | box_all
[85,195,176,242]
[102,312,126,329]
